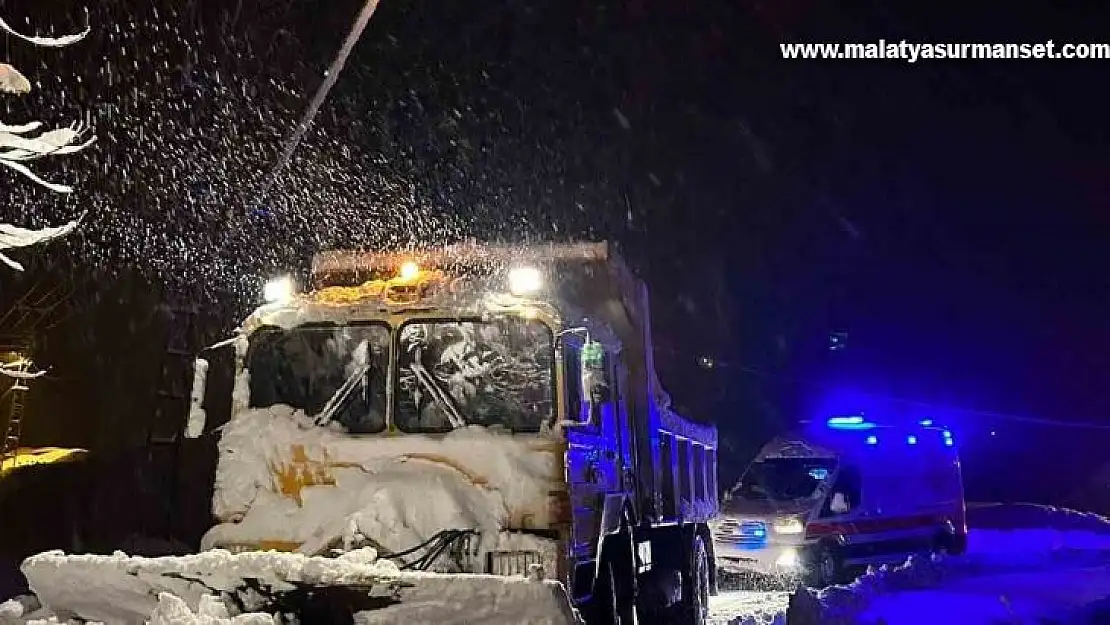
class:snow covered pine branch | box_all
[0,16,94,271]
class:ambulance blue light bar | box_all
[827,416,877,430]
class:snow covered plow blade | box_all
[19,548,580,624]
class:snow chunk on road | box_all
[148,593,274,625]
[787,554,950,625]
[20,548,578,625]
[708,589,788,625]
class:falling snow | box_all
[0,0,639,309]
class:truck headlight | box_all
[772,516,805,535]
[508,266,543,295]
[263,275,295,303]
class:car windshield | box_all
[735,457,838,502]
[245,323,390,433]
[394,317,555,433]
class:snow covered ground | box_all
[708,503,1110,625]
[3,547,579,625]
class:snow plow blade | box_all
[20,548,581,624]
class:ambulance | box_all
[712,416,967,587]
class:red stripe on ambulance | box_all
[805,513,950,538]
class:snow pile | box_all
[786,553,950,625]
[0,596,38,623]
[148,594,274,625]
[969,528,1110,560]
[708,590,788,625]
[967,502,1110,532]
[784,507,1110,625]
[19,548,578,625]
[205,403,562,570]
[1062,593,1110,625]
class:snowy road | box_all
[860,562,1110,625]
[708,588,789,625]
[705,505,1110,625]
[707,555,1110,625]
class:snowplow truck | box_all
[188,241,720,624]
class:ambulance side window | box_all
[822,465,862,517]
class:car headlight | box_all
[772,516,805,535]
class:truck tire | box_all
[586,533,636,625]
[681,533,711,625]
[935,530,967,557]
[950,532,968,556]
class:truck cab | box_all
[189,242,719,624]
[713,416,967,587]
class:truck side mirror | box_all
[589,381,612,404]
[830,492,850,514]
[580,340,610,425]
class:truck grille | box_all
[487,550,542,577]
[714,519,768,548]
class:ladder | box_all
[1,364,30,462]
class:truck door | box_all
[564,341,621,559]
[612,360,636,499]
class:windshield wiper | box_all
[409,346,467,429]
[313,361,371,426]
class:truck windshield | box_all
[394,317,555,433]
[735,457,838,502]
[245,322,390,433]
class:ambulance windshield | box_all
[736,457,838,502]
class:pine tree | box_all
[0,17,95,271]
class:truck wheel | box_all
[935,531,967,557]
[682,534,711,625]
[586,535,636,625]
[951,533,968,556]
[608,557,637,625]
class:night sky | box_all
[2,0,1110,514]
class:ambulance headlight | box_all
[772,516,805,535]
